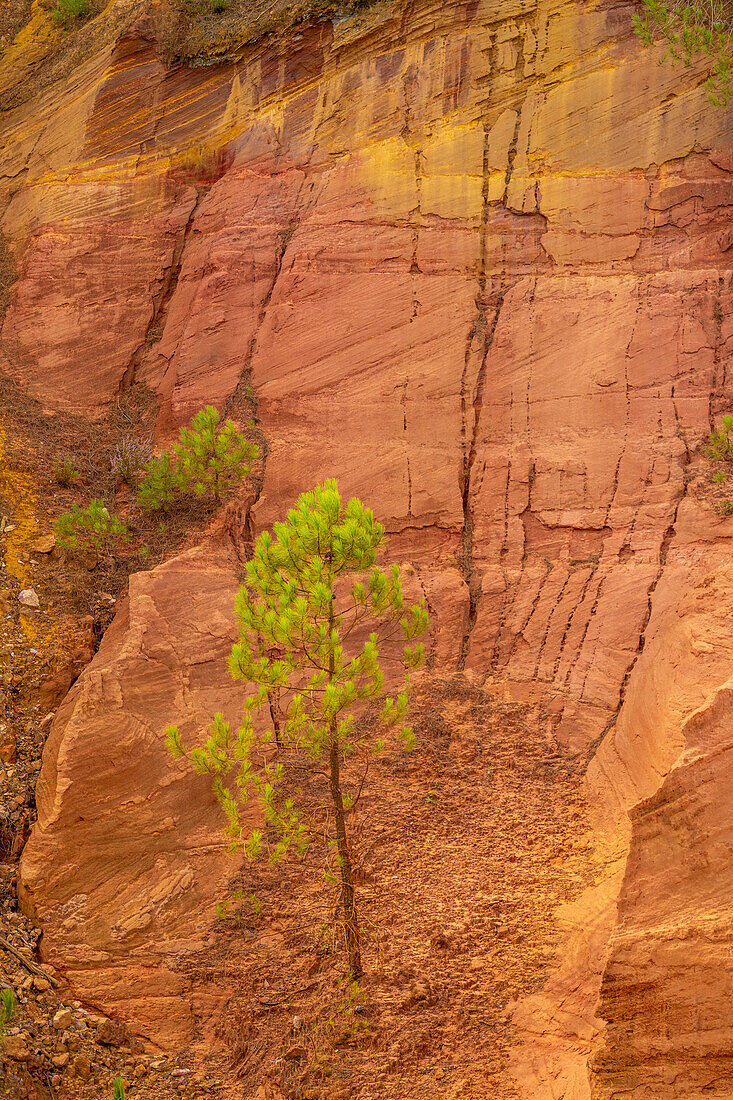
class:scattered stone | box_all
[134,1062,148,1078]
[17,588,40,609]
[32,976,51,993]
[0,723,16,764]
[285,1045,307,1060]
[73,1053,92,1080]
[3,1035,30,1061]
[52,1052,70,1068]
[97,1018,127,1046]
[150,1058,168,1072]
[29,534,55,554]
[53,1008,72,1030]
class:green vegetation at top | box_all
[166,480,428,978]
[166,0,385,62]
[633,0,732,105]
[51,0,92,29]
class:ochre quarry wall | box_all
[1,0,732,1092]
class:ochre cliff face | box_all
[1,0,732,1093]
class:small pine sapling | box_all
[174,405,258,502]
[166,480,428,978]
[55,499,129,557]
[54,455,80,487]
[137,407,258,511]
[705,415,733,461]
[137,453,182,512]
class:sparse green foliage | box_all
[703,417,733,512]
[175,406,258,502]
[54,454,79,487]
[137,406,257,511]
[137,453,182,512]
[215,888,262,921]
[705,414,733,461]
[51,0,91,27]
[55,499,129,557]
[113,1078,125,1100]
[210,0,230,10]
[0,987,15,1036]
[633,0,732,105]
[166,480,428,978]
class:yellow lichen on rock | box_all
[0,423,37,587]
[0,422,38,642]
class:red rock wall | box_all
[1,0,732,1091]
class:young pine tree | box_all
[138,407,258,510]
[137,452,182,512]
[175,406,258,503]
[55,500,129,557]
[166,480,428,978]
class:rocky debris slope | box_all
[1,906,200,1100]
[0,0,731,1095]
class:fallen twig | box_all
[258,982,315,1007]
[0,934,59,987]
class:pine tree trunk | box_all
[327,556,362,978]
[329,737,362,979]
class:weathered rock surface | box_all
[19,542,249,1044]
[511,501,733,1097]
[0,0,731,1091]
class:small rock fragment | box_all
[73,1053,91,1080]
[53,1008,72,1030]
[18,588,40,609]
[285,1046,307,1060]
[97,1018,127,1046]
[3,1036,30,1061]
[30,534,55,554]
[0,724,16,764]
[52,1052,70,1068]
